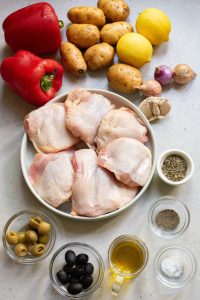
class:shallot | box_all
[173,64,196,84]
[154,65,173,86]
[135,80,162,97]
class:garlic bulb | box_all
[173,64,196,84]
[139,96,171,122]
[135,79,162,97]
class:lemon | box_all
[116,32,153,68]
[136,8,171,45]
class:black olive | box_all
[67,283,83,295]
[81,276,93,289]
[56,270,69,284]
[76,253,88,265]
[69,276,79,284]
[85,262,94,275]
[72,266,85,278]
[63,264,75,275]
[65,250,76,266]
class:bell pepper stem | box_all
[58,20,64,29]
[41,69,57,92]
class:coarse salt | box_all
[161,257,184,278]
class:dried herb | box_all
[156,209,180,231]
[161,155,187,182]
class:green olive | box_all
[17,232,26,243]
[31,244,46,256]
[25,230,38,244]
[15,243,27,256]
[29,216,42,229]
[38,234,49,244]
[38,222,51,235]
[6,231,18,245]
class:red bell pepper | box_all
[0,50,64,106]
[2,2,64,55]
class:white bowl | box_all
[157,149,194,186]
[21,89,157,221]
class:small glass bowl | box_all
[154,245,197,288]
[148,196,190,239]
[157,149,194,186]
[2,210,56,264]
[49,243,104,298]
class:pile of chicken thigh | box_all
[24,88,152,217]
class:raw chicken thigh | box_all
[65,88,114,147]
[98,137,152,187]
[96,107,148,151]
[71,149,138,217]
[24,103,79,153]
[29,150,74,207]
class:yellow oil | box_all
[111,241,144,276]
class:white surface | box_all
[21,90,156,220]
[0,0,200,299]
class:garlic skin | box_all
[135,79,162,97]
[173,64,196,84]
[139,96,171,122]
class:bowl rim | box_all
[2,209,56,264]
[21,89,157,221]
[148,196,190,239]
[157,148,194,186]
[49,242,105,298]
[154,244,197,288]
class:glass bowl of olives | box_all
[49,243,104,298]
[2,210,56,264]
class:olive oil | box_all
[111,241,144,275]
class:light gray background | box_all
[0,1,200,299]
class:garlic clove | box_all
[139,96,171,122]
[173,64,196,84]
[139,100,154,120]
[159,100,171,116]
[152,102,161,116]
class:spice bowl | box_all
[154,245,197,288]
[49,242,104,298]
[157,149,194,186]
[148,196,190,239]
[2,210,56,264]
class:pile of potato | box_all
[60,0,135,78]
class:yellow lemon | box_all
[136,8,171,45]
[116,32,153,68]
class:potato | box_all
[67,6,106,27]
[100,22,133,45]
[107,63,143,93]
[66,24,100,49]
[97,0,109,9]
[84,43,114,71]
[59,42,87,76]
[99,0,130,22]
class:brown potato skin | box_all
[107,64,143,93]
[84,43,114,71]
[100,22,133,45]
[67,24,100,49]
[99,0,130,22]
[97,0,109,9]
[59,42,87,76]
[67,6,106,28]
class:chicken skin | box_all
[96,107,148,151]
[98,137,152,187]
[29,150,74,207]
[65,88,114,147]
[71,149,138,217]
[24,103,79,153]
